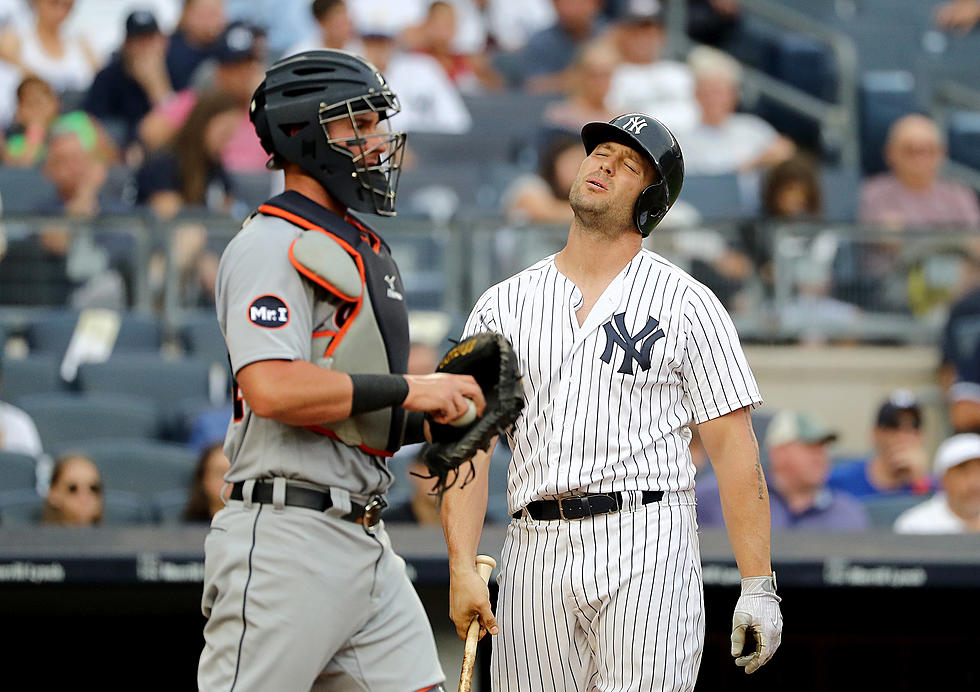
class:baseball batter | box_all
[197,50,485,692]
[442,114,783,690]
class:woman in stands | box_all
[42,453,103,525]
[183,442,231,523]
[0,0,98,98]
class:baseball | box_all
[450,398,478,427]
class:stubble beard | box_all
[569,184,634,239]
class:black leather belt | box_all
[230,481,387,528]
[513,491,664,521]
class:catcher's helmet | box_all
[581,113,684,236]
[249,50,406,216]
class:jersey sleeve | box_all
[460,285,502,340]
[216,223,314,375]
[680,283,762,424]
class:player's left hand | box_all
[731,573,782,674]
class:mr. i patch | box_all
[248,295,290,328]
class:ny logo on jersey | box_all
[623,116,648,135]
[600,313,665,374]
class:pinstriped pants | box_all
[491,491,704,692]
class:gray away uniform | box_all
[198,191,444,692]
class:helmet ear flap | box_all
[634,183,669,237]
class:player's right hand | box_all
[403,374,486,425]
[449,566,498,641]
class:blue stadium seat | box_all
[25,310,162,356]
[820,166,861,222]
[858,71,920,175]
[230,171,277,212]
[179,310,228,368]
[863,493,928,529]
[0,489,42,523]
[18,392,159,449]
[948,111,980,172]
[0,354,63,404]
[0,167,58,214]
[0,487,151,524]
[76,355,214,438]
[151,488,192,525]
[64,438,196,496]
[0,451,38,492]
[680,174,744,221]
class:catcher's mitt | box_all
[420,332,524,495]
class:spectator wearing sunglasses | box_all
[41,453,103,525]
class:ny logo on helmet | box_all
[600,313,665,375]
[624,116,648,135]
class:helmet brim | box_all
[581,121,660,175]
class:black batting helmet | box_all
[581,113,684,236]
[249,50,406,216]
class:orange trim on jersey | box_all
[347,214,382,254]
[312,329,338,338]
[288,238,359,302]
[259,204,366,358]
[305,424,393,458]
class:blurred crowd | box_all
[0,0,980,533]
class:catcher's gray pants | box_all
[198,494,444,691]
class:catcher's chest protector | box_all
[257,191,410,455]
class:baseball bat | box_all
[458,554,497,692]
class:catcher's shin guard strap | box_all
[350,373,409,414]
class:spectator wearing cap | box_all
[894,433,980,533]
[140,20,267,172]
[84,10,173,147]
[696,410,869,530]
[828,392,934,500]
[606,0,698,133]
[166,0,227,92]
[360,21,472,134]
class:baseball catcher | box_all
[421,333,525,494]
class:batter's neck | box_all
[557,226,641,286]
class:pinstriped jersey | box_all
[462,249,761,513]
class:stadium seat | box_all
[0,487,150,524]
[0,451,38,492]
[948,111,980,172]
[76,355,215,438]
[230,171,277,212]
[64,438,196,497]
[863,493,928,529]
[151,488,192,525]
[820,166,861,222]
[25,310,162,356]
[17,392,159,449]
[179,310,228,368]
[0,489,42,523]
[858,71,920,176]
[680,175,744,221]
[0,167,58,214]
[0,354,63,404]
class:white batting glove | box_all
[731,573,782,674]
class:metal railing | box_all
[664,0,861,170]
[3,214,978,347]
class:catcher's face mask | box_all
[320,92,406,217]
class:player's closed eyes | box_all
[67,483,102,495]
